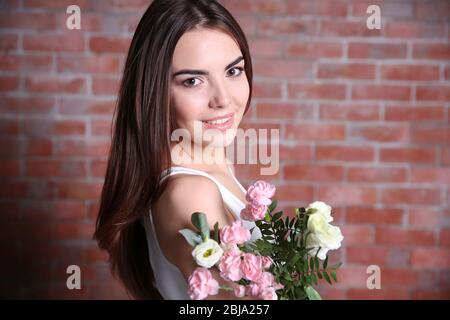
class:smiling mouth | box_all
[201,114,234,130]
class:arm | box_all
[152,174,252,300]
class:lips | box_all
[202,113,234,131]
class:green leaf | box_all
[213,222,219,243]
[332,262,343,270]
[305,286,322,300]
[178,229,202,247]
[311,272,318,285]
[316,271,323,279]
[272,211,283,221]
[191,212,210,241]
[323,255,329,270]
[331,271,338,282]
[268,199,278,213]
[305,274,312,286]
[309,257,315,271]
[314,257,320,271]
[323,271,332,285]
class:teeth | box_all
[203,117,230,125]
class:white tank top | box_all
[142,166,262,300]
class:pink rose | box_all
[233,284,246,298]
[261,256,273,269]
[241,253,262,282]
[259,287,278,300]
[246,283,262,298]
[246,180,276,206]
[220,220,251,245]
[218,245,243,281]
[240,203,267,222]
[187,267,219,300]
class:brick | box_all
[92,76,121,95]
[248,38,282,58]
[386,21,445,38]
[385,106,445,122]
[89,36,131,53]
[348,167,407,183]
[318,63,375,79]
[252,81,283,99]
[411,167,450,184]
[273,185,313,202]
[0,34,18,51]
[412,126,450,144]
[23,34,84,52]
[413,44,450,60]
[256,102,314,119]
[320,104,379,121]
[57,55,121,74]
[352,85,411,101]
[288,83,346,100]
[53,182,103,200]
[58,98,115,115]
[381,188,442,205]
[284,164,344,182]
[223,0,286,15]
[318,186,377,205]
[348,43,407,59]
[0,159,21,177]
[411,248,450,268]
[286,0,347,16]
[91,160,107,177]
[381,64,440,81]
[409,208,441,228]
[380,147,436,164]
[257,17,316,36]
[352,0,414,18]
[316,145,375,162]
[26,159,86,177]
[279,144,312,161]
[0,96,54,114]
[25,76,86,94]
[285,41,342,58]
[340,225,374,245]
[375,227,435,246]
[0,76,19,91]
[346,207,404,225]
[285,123,345,141]
[254,60,312,79]
[321,21,381,37]
[348,125,409,143]
[416,85,450,101]
[347,288,410,300]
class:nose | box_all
[209,81,231,109]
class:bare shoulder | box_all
[151,174,230,278]
[157,174,227,227]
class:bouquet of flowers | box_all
[179,180,344,300]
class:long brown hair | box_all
[94,0,253,299]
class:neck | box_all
[170,141,231,174]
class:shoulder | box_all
[154,174,229,232]
[151,174,229,277]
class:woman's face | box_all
[170,28,249,149]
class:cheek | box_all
[231,78,250,107]
[172,89,208,121]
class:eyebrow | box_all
[172,56,244,78]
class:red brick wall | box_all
[0,0,449,299]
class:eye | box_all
[227,67,244,77]
[182,78,202,88]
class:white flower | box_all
[192,239,224,268]
[306,213,344,260]
[306,201,333,223]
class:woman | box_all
[94,0,260,299]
